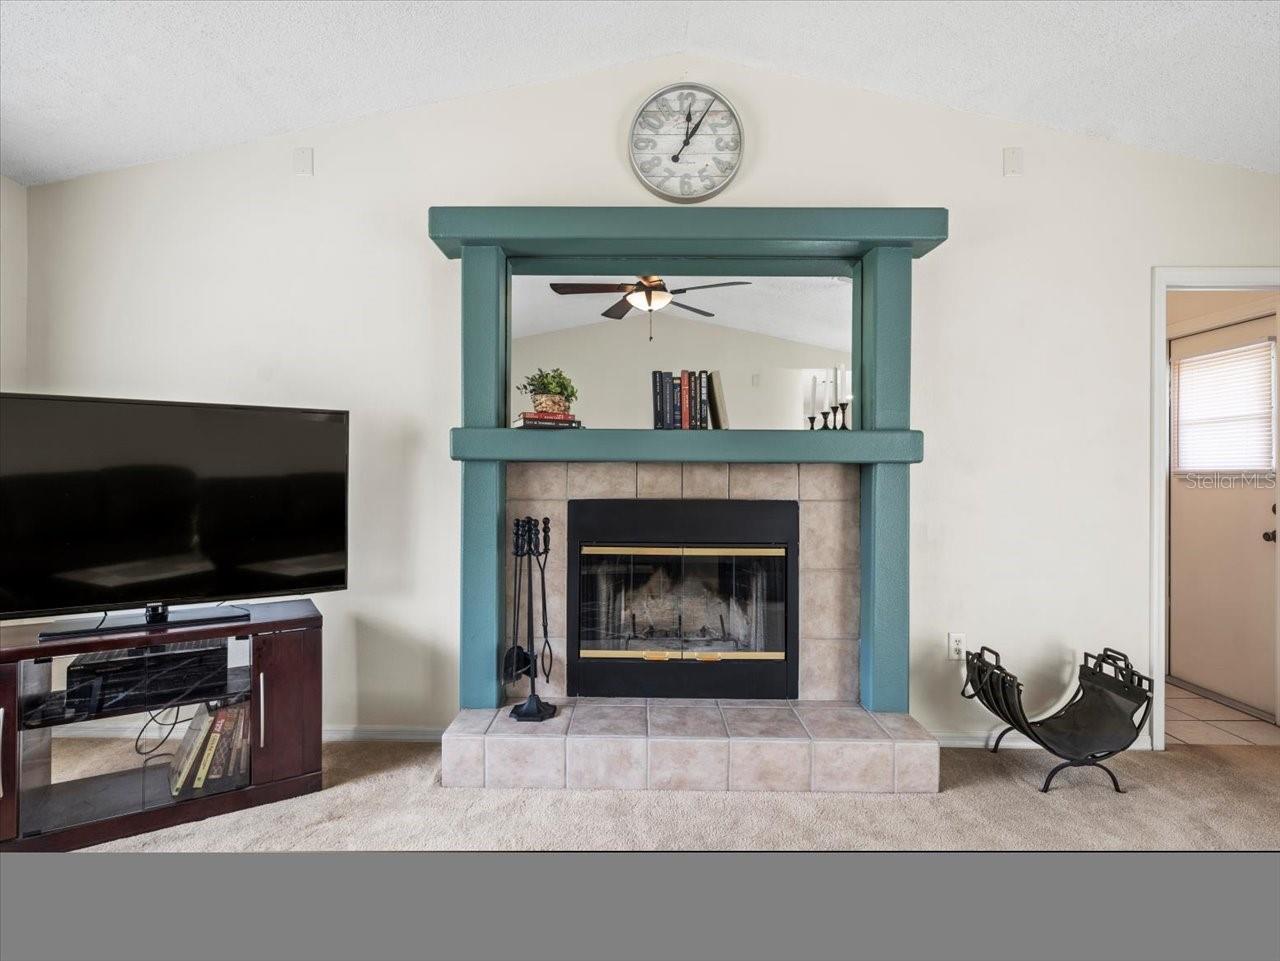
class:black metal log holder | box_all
[962,646,1152,793]
[505,516,556,722]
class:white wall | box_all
[1,174,28,388]
[511,316,849,430]
[21,55,1280,736]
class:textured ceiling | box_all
[2,0,1277,185]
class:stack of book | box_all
[168,701,251,797]
[651,370,728,429]
[513,411,583,429]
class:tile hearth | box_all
[442,700,939,793]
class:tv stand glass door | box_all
[15,636,252,839]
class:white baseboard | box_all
[934,731,1039,749]
[321,725,443,742]
[934,731,1157,751]
[53,722,445,743]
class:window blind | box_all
[1172,339,1276,472]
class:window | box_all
[1172,339,1276,471]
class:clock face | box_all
[628,83,742,203]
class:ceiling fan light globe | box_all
[626,289,672,312]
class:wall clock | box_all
[628,83,743,203]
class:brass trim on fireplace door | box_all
[683,546,785,557]
[579,546,786,557]
[579,650,785,661]
[581,546,681,556]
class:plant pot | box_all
[531,393,571,414]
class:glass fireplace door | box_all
[578,546,786,662]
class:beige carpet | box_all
[56,739,1277,851]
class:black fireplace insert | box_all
[567,499,799,699]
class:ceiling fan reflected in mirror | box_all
[549,276,751,340]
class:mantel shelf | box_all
[449,428,922,464]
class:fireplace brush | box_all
[504,515,556,722]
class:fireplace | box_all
[568,499,799,699]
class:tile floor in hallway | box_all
[1166,681,1280,745]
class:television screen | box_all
[0,394,348,619]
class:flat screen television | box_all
[0,393,348,632]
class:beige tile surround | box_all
[504,462,860,702]
[442,700,940,793]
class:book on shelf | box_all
[207,703,245,782]
[516,409,576,421]
[168,703,214,797]
[513,412,583,429]
[192,706,231,790]
[230,702,249,777]
[649,369,725,430]
[225,705,245,781]
[239,707,251,775]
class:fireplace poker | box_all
[502,519,532,686]
[535,516,553,682]
[508,516,556,722]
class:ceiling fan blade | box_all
[602,296,634,320]
[550,283,632,294]
[669,301,714,318]
[666,281,752,295]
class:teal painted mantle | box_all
[429,206,947,260]
[450,428,923,464]
[428,206,948,715]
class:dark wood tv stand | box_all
[0,599,322,851]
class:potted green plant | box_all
[518,367,578,415]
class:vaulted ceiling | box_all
[2,0,1276,185]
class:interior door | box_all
[1169,314,1278,714]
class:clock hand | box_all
[672,100,693,162]
[672,97,716,163]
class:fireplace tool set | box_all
[503,515,557,721]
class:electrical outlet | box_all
[947,632,966,661]
[1002,146,1023,176]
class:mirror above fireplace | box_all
[510,274,854,431]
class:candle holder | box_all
[830,405,840,430]
[819,411,831,430]
[807,415,816,431]
[838,401,850,430]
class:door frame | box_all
[1150,266,1280,749]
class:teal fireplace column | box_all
[859,246,912,712]
[458,246,508,708]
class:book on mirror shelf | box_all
[650,369,725,430]
[513,412,583,429]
